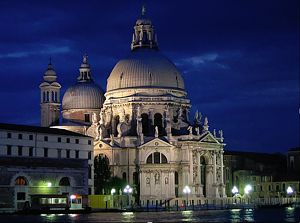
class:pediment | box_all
[199,132,220,144]
[139,137,172,148]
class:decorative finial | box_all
[218,130,224,142]
[203,116,209,132]
[141,5,146,17]
[83,54,88,64]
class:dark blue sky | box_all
[0,0,299,153]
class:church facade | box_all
[40,10,226,204]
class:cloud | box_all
[0,45,70,59]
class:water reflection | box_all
[181,210,195,222]
[2,207,299,222]
[122,211,135,222]
[228,208,254,222]
[285,207,295,222]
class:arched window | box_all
[122,172,127,181]
[175,172,179,185]
[133,172,138,185]
[59,177,70,186]
[161,154,167,163]
[154,113,163,136]
[46,91,49,102]
[141,113,149,136]
[43,92,46,102]
[146,152,168,164]
[15,176,28,186]
[146,154,152,164]
[51,91,55,102]
[113,115,120,137]
[154,152,160,163]
[54,92,58,102]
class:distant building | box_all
[224,150,300,198]
[287,147,300,180]
[0,123,93,212]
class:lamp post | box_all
[123,185,133,206]
[183,185,191,209]
[232,186,239,197]
[111,188,116,208]
[286,186,293,204]
[244,184,252,204]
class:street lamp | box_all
[123,185,133,206]
[287,186,293,195]
[244,184,252,195]
[183,185,191,207]
[111,188,116,208]
[232,186,239,197]
[287,186,294,204]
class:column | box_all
[197,152,203,196]
[213,151,217,183]
[213,151,219,198]
[220,150,227,197]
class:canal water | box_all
[0,207,299,222]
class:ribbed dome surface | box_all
[107,49,185,92]
[62,82,104,110]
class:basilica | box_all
[40,10,226,204]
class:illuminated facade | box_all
[46,10,227,204]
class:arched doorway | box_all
[15,176,29,210]
[154,113,163,136]
[59,177,71,194]
[141,113,149,136]
[200,157,206,197]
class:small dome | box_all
[44,64,56,76]
[106,49,185,92]
[62,82,104,110]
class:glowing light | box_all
[70,194,76,199]
[232,186,238,194]
[111,188,116,195]
[183,185,191,194]
[287,186,294,195]
[244,185,252,194]
[123,185,133,194]
[47,182,52,187]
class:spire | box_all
[77,54,93,82]
[131,6,158,51]
[141,5,146,17]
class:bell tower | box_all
[39,59,61,127]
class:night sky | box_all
[0,0,299,153]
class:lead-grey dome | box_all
[106,49,185,92]
[62,82,104,110]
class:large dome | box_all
[62,82,104,110]
[106,49,185,92]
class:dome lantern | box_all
[43,58,57,82]
[131,6,158,51]
[77,54,93,82]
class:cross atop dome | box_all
[131,6,158,51]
